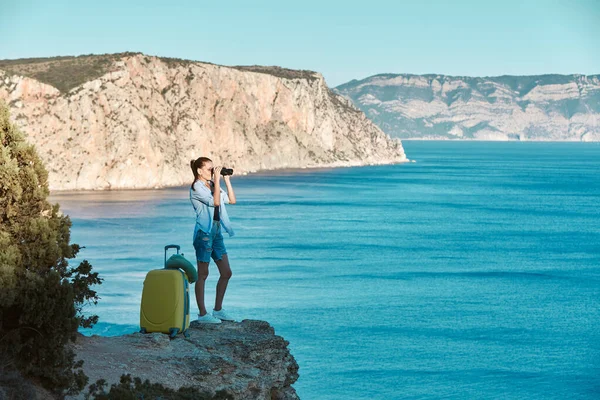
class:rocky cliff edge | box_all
[65,319,299,400]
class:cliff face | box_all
[66,320,299,400]
[335,74,600,141]
[0,54,407,191]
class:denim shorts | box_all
[193,221,227,263]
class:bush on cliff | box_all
[0,53,138,94]
[0,101,103,396]
[86,374,234,400]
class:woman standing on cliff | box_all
[190,157,237,324]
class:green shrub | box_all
[86,374,234,400]
[0,53,138,93]
[0,101,103,396]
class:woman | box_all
[189,157,237,324]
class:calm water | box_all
[50,141,600,399]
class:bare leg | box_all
[195,261,209,316]
[214,254,232,311]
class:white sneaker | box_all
[197,313,222,324]
[212,308,235,321]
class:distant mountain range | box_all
[334,74,600,141]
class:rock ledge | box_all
[67,319,299,400]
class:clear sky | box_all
[1,0,599,87]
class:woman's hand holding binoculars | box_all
[212,166,223,180]
[211,166,234,179]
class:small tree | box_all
[0,101,102,396]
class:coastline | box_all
[47,139,600,194]
[48,158,411,193]
[399,137,600,142]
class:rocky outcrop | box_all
[67,320,299,400]
[0,54,407,191]
[335,74,600,141]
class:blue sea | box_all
[50,141,600,399]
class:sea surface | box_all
[50,141,600,399]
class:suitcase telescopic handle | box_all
[164,244,180,267]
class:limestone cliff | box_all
[0,54,407,191]
[66,320,299,400]
[335,74,600,141]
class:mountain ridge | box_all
[0,53,322,94]
[334,72,600,141]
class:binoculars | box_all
[212,167,234,176]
